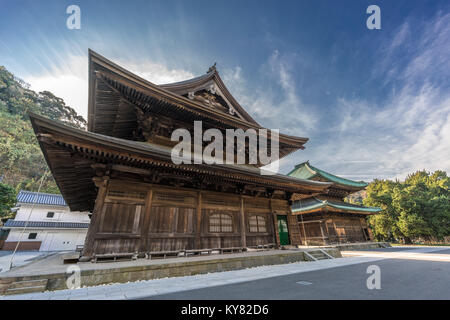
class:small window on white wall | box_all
[28,233,37,240]
[47,212,55,218]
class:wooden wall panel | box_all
[298,214,369,245]
[83,179,288,257]
[200,235,241,249]
[147,236,195,252]
[99,202,142,234]
[149,206,195,234]
[93,238,140,254]
[246,235,274,247]
[299,222,322,238]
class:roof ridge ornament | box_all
[207,62,217,74]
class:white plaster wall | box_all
[5,229,87,251]
[4,203,90,251]
[14,204,90,223]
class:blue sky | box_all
[1,0,449,181]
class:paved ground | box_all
[0,249,309,277]
[0,251,13,258]
[0,251,51,273]
[1,246,448,300]
[147,247,450,300]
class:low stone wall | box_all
[0,248,340,295]
[332,242,391,251]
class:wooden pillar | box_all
[287,207,302,246]
[358,218,365,241]
[333,219,340,244]
[80,176,109,261]
[240,195,247,248]
[324,219,331,240]
[195,191,202,249]
[270,199,280,248]
[139,189,153,253]
[319,222,326,245]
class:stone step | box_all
[310,252,326,257]
[306,250,332,260]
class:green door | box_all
[277,215,290,245]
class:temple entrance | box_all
[277,215,290,245]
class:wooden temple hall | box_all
[288,162,381,246]
[29,50,336,261]
[30,51,380,261]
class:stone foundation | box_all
[0,248,341,295]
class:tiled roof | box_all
[3,219,89,229]
[17,190,67,206]
[291,197,381,215]
[287,161,369,188]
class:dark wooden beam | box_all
[240,195,247,248]
[195,191,202,249]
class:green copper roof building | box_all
[291,197,381,215]
[287,161,382,245]
[287,161,368,190]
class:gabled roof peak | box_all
[207,62,217,74]
[294,160,310,169]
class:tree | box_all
[0,65,87,193]
[364,179,401,241]
[364,170,450,244]
[0,182,16,218]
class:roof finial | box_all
[207,62,217,73]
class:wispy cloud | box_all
[223,50,318,136]
[24,54,195,118]
[25,54,89,118]
[15,8,450,183]
[298,11,450,181]
[116,59,195,85]
[223,12,450,181]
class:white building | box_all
[1,191,90,252]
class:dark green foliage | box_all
[0,66,86,194]
[0,182,16,218]
[364,170,450,244]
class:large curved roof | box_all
[29,113,331,212]
[87,50,308,160]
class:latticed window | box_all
[249,215,267,233]
[209,213,233,233]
